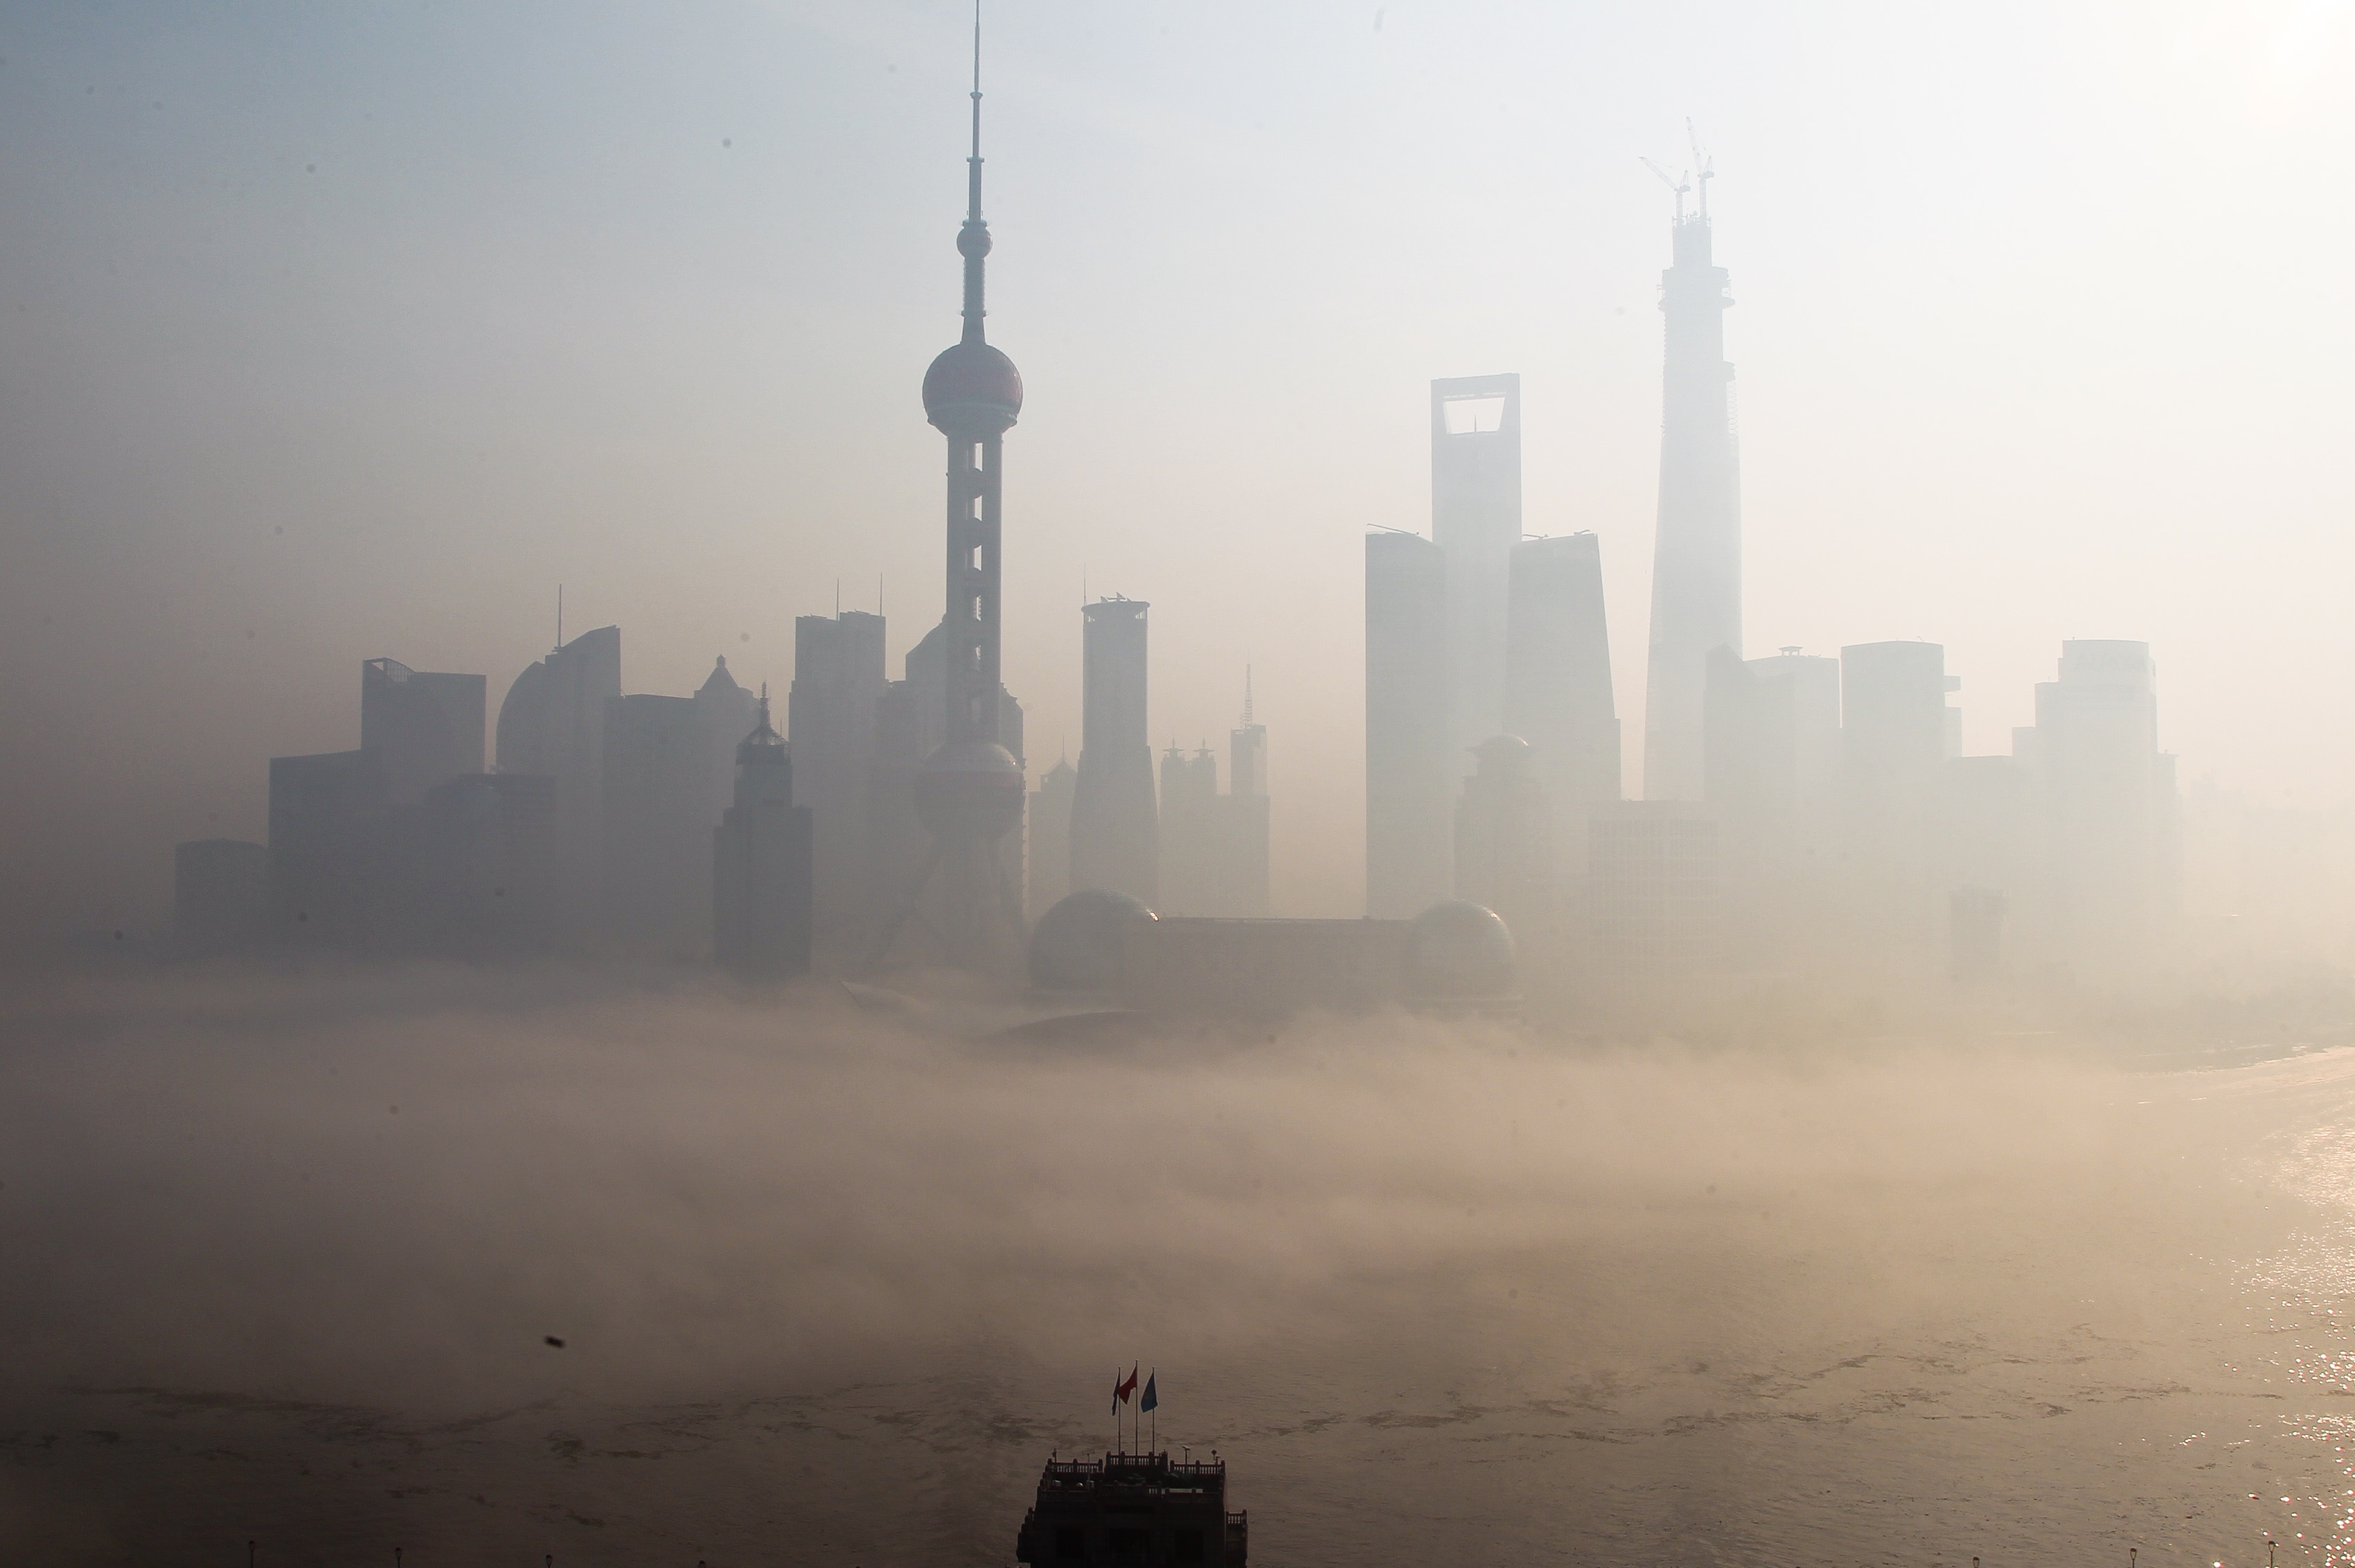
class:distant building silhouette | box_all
[1156,715,1268,919]
[788,609,888,952]
[1504,532,1619,905]
[2018,640,2176,975]
[495,624,621,921]
[713,694,813,977]
[694,657,758,826]
[1365,531,1450,916]
[1948,886,2008,981]
[1930,755,2043,973]
[361,658,484,804]
[1220,676,1272,917]
[603,693,704,947]
[602,662,750,958]
[1027,754,1077,920]
[173,839,267,952]
[1841,640,1955,944]
[1158,742,1218,912]
[261,731,551,957]
[1703,646,1840,960]
[1232,670,1268,799]
[1642,164,1742,801]
[416,772,558,956]
[267,747,386,943]
[1070,598,1157,903]
[908,619,1026,896]
[1453,735,1554,947]
[1432,374,1522,776]
[1588,801,1720,982]
[869,677,925,934]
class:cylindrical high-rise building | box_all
[1070,597,1159,904]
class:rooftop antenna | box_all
[1687,118,1714,220]
[556,584,563,650]
[970,0,983,214]
[1639,156,1689,222]
[1243,665,1254,727]
[958,0,988,344]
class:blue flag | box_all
[1139,1372,1157,1414]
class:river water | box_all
[6,968,2355,1565]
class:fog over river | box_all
[7,964,2355,1565]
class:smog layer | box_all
[8,963,2355,1564]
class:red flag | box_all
[1114,1364,1139,1407]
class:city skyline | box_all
[6,1,2353,938]
[11,8,2355,1560]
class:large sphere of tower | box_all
[923,341,1023,434]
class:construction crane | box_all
[1687,118,1714,220]
[1638,155,1689,222]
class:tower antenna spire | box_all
[968,1,984,222]
[1243,665,1254,727]
[954,1,993,345]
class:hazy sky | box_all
[4,0,2352,930]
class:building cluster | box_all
[1368,174,2180,994]
[170,75,2180,1004]
[174,639,815,976]
[170,588,1277,980]
[168,57,1272,987]
[1018,602,1272,926]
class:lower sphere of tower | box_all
[913,740,1025,843]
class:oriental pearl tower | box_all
[869,17,1029,973]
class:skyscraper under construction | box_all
[1642,148,1742,801]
